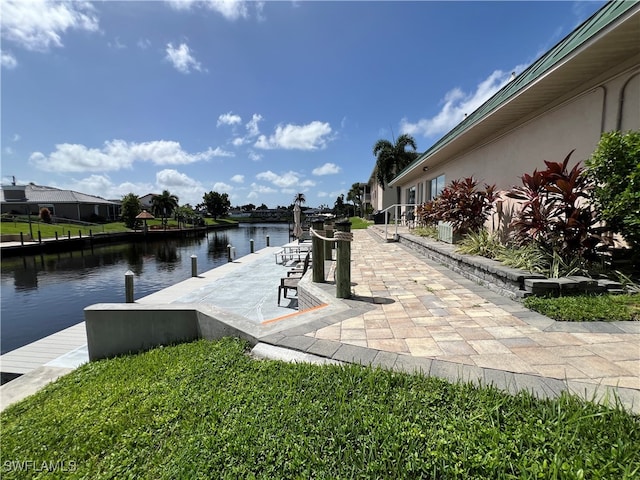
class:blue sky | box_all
[1,0,606,209]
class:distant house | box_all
[0,183,120,222]
[138,193,158,212]
[373,1,639,216]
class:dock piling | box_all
[125,270,134,303]
[191,255,198,277]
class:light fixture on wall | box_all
[422,166,429,172]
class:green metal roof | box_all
[392,0,639,183]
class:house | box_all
[383,1,639,218]
[0,183,120,222]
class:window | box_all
[428,175,445,201]
[406,186,416,205]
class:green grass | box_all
[348,216,372,229]
[2,339,638,479]
[524,293,640,322]
[0,220,128,239]
[0,218,237,240]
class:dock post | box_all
[38,231,42,243]
[323,220,334,261]
[227,244,232,262]
[266,235,270,247]
[250,239,254,253]
[335,220,352,298]
[191,255,197,277]
[20,232,24,246]
[79,230,82,239]
[125,270,134,303]
[311,220,325,283]
[68,230,71,240]
[55,232,58,241]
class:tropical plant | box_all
[202,191,231,220]
[416,201,438,227]
[431,177,498,235]
[346,183,364,217]
[39,207,52,224]
[293,193,306,207]
[373,133,419,189]
[151,190,179,226]
[121,193,141,229]
[585,130,640,254]
[507,150,601,264]
[457,229,504,259]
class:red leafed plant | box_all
[429,177,498,235]
[507,150,602,263]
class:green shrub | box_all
[457,229,504,259]
[585,130,640,255]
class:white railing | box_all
[381,203,417,241]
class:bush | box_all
[422,177,498,235]
[585,130,640,255]
[39,207,52,223]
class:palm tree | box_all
[151,190,179,227]
[373,133,419,190]
[293,193,306,207]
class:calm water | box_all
[0,223,291,354]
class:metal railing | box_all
[381,203,417,241]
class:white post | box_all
[125,270,134,303]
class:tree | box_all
[373,133,419,190]
[202,191,231,220]
[121,193,141,229]
[241,203,256,212]
[347,183,364,217]
[333,194,348,217]
[151,190,179,227]
[585,130,640,253]
[293,193,306,207]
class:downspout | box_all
[596,85,607,134]
[617,71,640,131]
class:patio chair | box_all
[286,252,311,277]
[278,252,311,304]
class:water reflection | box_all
[0,223,290,354]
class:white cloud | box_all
[156,169,199,188]
[254,121,333,150]
[60,174,154,202]
[256,170,315,190]
[247,182,277,199]
[400,68,525,139]
[1,0,100,52]
[246,113,262,136]
[165,42,203,74]
[212,182,233,192]
[12,134,21,142]
[232,137,247,146]
[166,0,251,21]
[217,112,242,127]
[248,151,262,162]
[312,163,341,176]
[5,147,14,155]
[1,51,17,69]
[231,174,244,183]
[29,139,234,173]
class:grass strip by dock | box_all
[1,338,638,478]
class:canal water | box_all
[0,223,291,355]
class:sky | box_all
[1,0,607,209]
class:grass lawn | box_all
[524,293,640,322]
[2,339,638,479]
[0,218,237,240]
[349,216,372,229]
